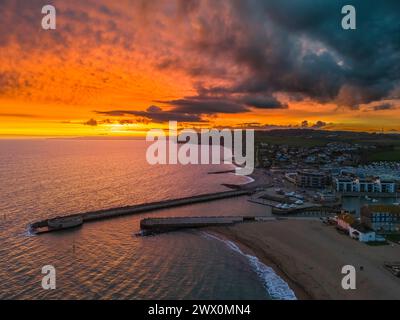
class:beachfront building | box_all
[349,222,377,242]
[380,180,397,193]
[361,205,400,232]
[295,170,330,189]
[337,213,356,232]
[337,212,382,242]
[335,177,353,192]
[335,176,396,194]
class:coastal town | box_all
[251,130,400,247]
[27,129,400,300]
[3,0,400,306]
[204,129,400,299]
[31,130,400,249]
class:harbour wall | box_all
[31,189,254,233]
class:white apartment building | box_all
[335,177,396,193]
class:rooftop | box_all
[336,177,353,182]
[297,170,327,176]
[363,205,400,215]
[351,222,374,234]
[337,213,356,224]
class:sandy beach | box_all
[209,220,400,300]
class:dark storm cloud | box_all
[157,98,247,114]
[242,96,288,109]
[179,0,400,110]
[96,105,206,123]
[3,0,399,119]
[97,93,291,124]
[372,103,397,111]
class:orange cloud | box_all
[0,0,399,137]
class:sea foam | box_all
[201,232,297,300]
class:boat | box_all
[372,199,379,203]
[393,202,400,206]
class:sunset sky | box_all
[0,0,399,137]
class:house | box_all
[361,205,400,232]
[349,222,376,242]
[337,213,356,232]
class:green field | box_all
[385,233,400,243]
[255,130,400,150]
[368,147,400,161]
[256,136,327,147]
[365,241,389,246]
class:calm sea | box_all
[0,139,295,300]
[342,197,398,216]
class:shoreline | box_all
[206,227,312,300]
[217,167,269,190]
[208,220,400,300]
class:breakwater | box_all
[140,216,248,234]
[30,189,254,234]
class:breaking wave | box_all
[201,232,297,300]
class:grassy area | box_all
[256,136,327,147]
[365,241,389,246]
[385,233,400,243]
[368,147,400,162]
[254,129,400,150]
[363,139,400,147]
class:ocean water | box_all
[0,139,292,300]
[342,196,398,216]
